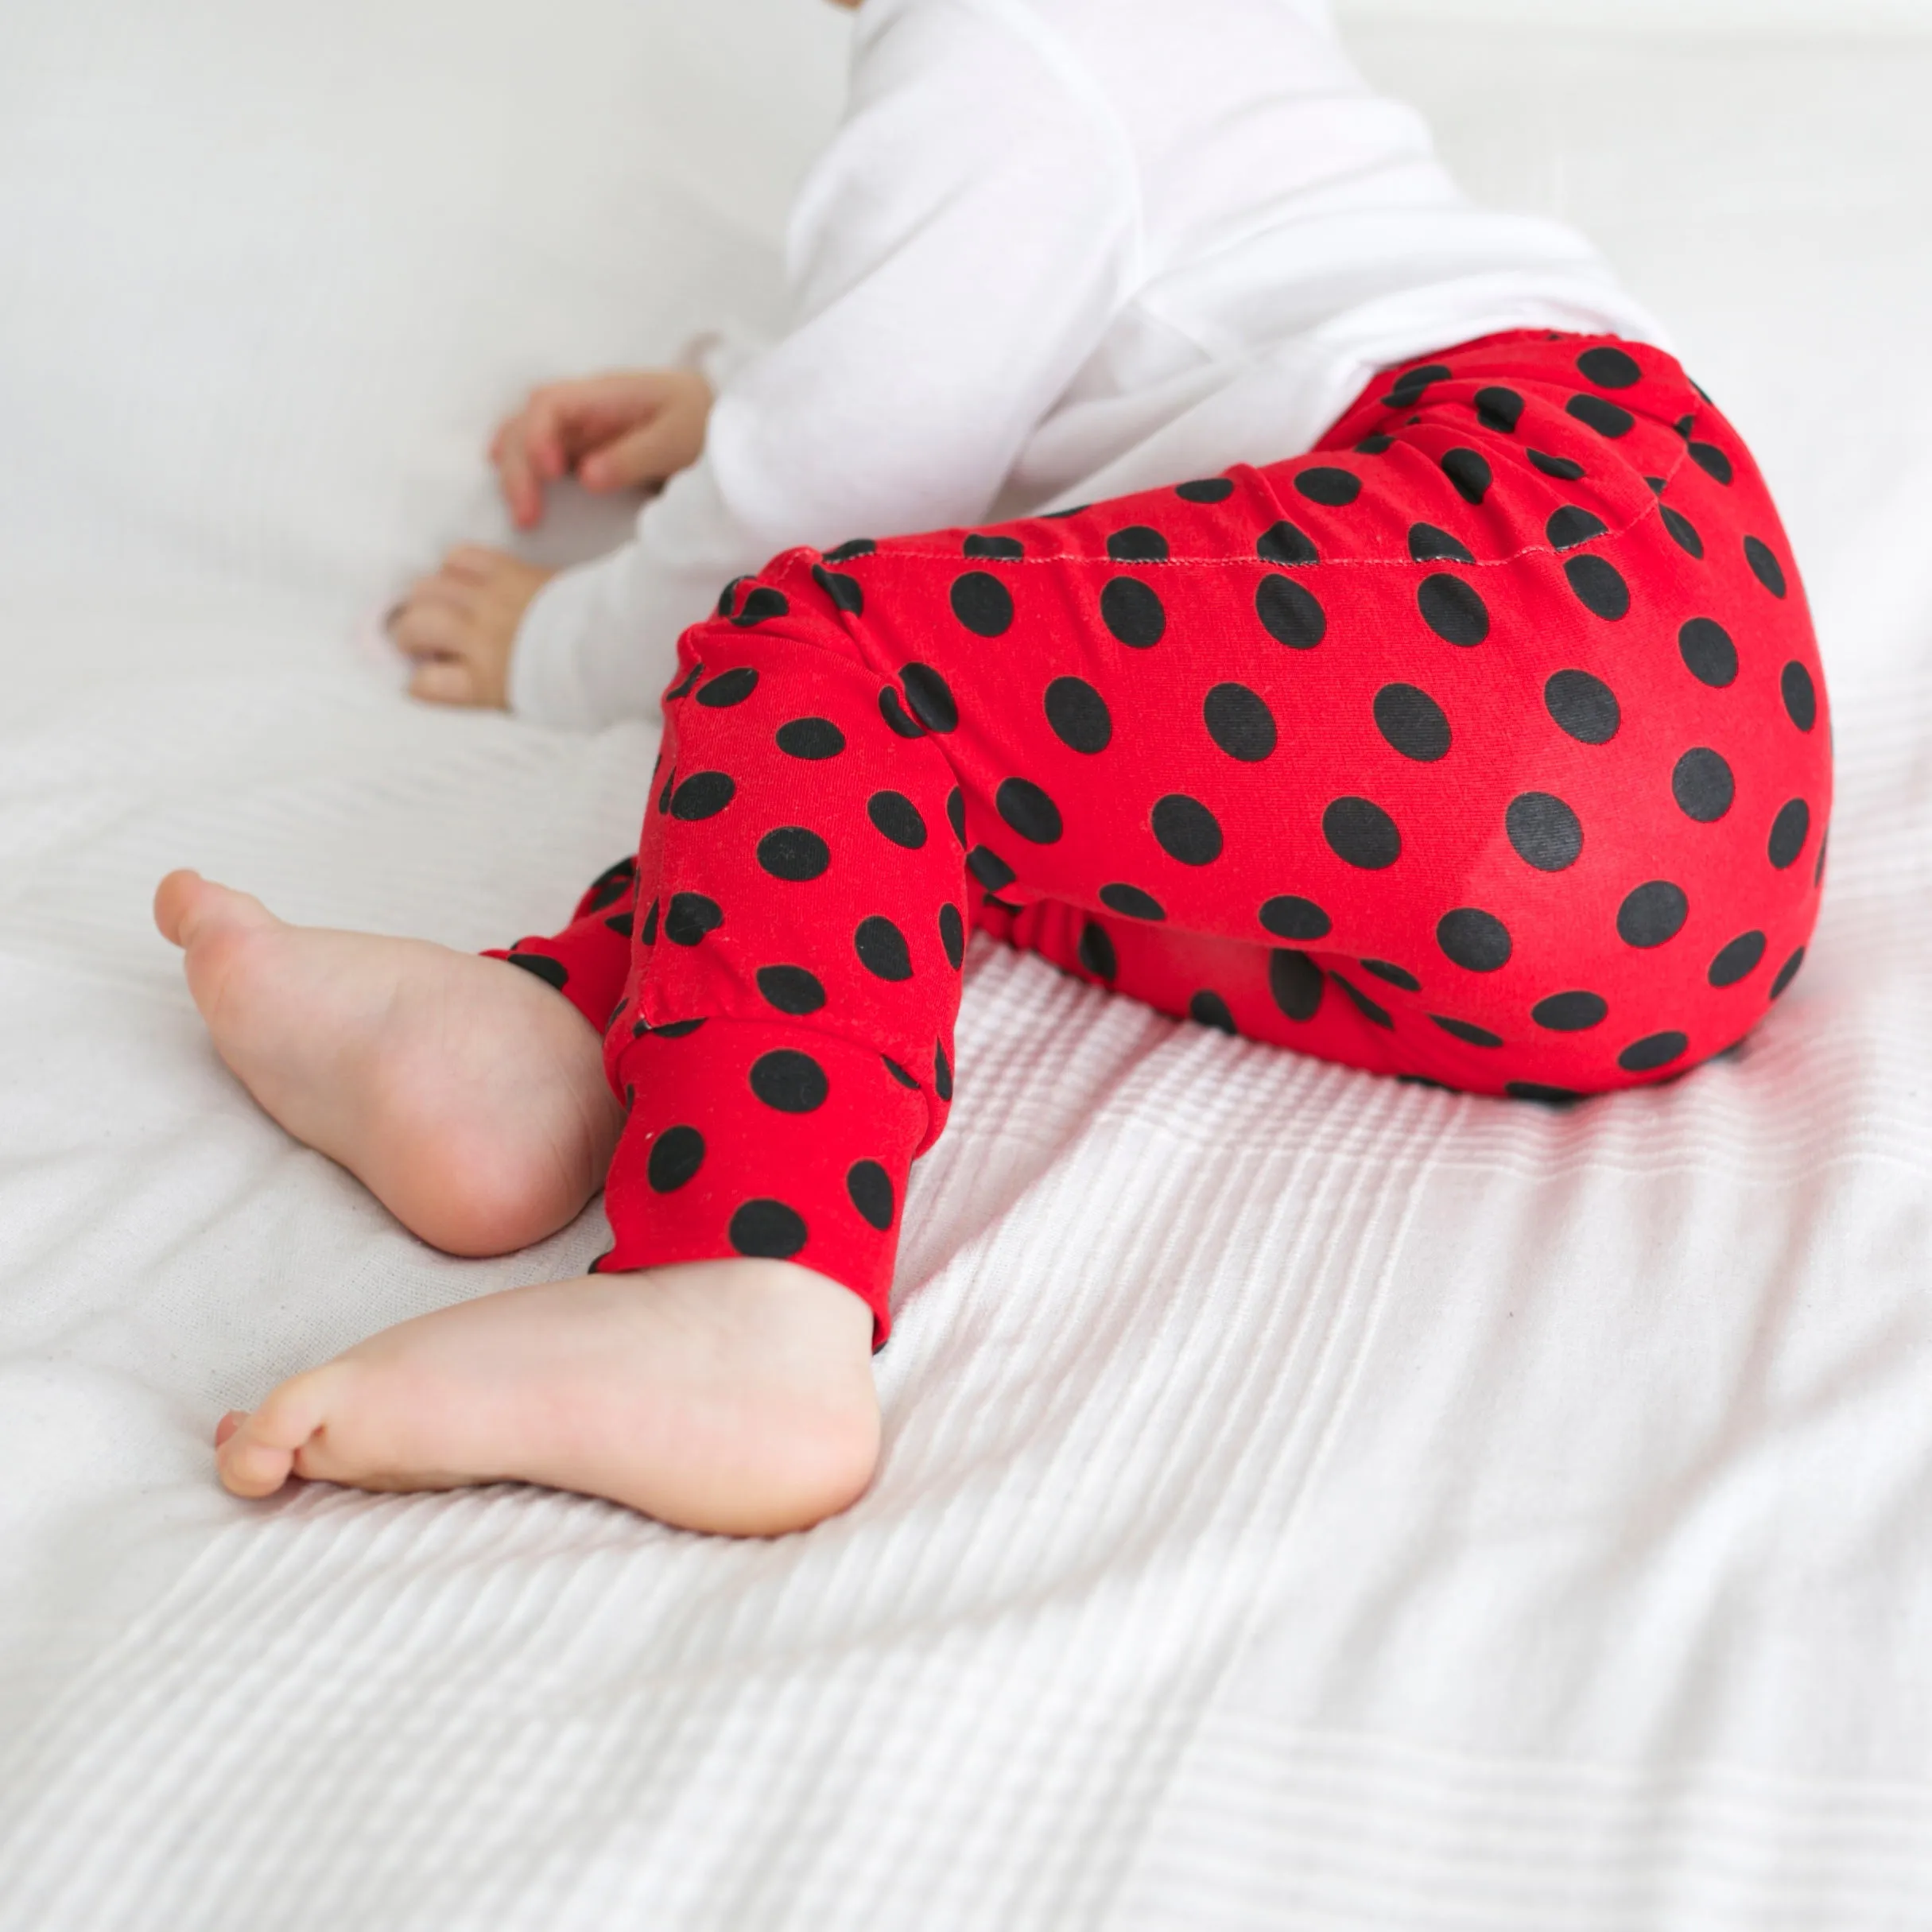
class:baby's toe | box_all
[216,1368,345,1499]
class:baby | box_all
[159,0,1830,1535]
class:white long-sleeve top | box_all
[510,0,1665,728]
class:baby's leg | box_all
[155,869,623,1255]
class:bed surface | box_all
[4,5,1932,1925]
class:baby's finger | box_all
[440,545,509,584]
[409,658,479,707]
[495,419,544,529]
[392,600,469,661]
[579,415,689,491]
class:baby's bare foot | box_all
[214,1260,879,1535]
[156,871,621,1256]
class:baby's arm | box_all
[499,5,1138,728]
[394,368,714,709]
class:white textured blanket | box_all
[4,6,1932,1926]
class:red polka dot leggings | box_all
[491,330,1830,1340]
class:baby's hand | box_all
[490,367,714,529]
[391,546,553,708]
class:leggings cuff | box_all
[600,1018,931,1344]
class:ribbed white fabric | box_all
[3,9,1932,1930]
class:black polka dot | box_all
[853,917,913,981]
[1507,792,1583,870]
[1678,618,1738,689]
[1617,881,1688,949]
[1507,1082,1585,1106]
[1566,554,1631,620]
[963,533,1024,560]
[1567,394,1634,438]
[1433,1014,1503,1048]
[758,828,830,882]
[583,856,636,910]
[1204,683,1278,762]
[1441,448,1492,505]
[996,777,1063,844]
[1544,669,1620,743]
[1660,506,1704,558]
[1385,363,1452,406]
[1533,991,1607,1032]
[1046,677,1111,753]
[968,846,1016,891]
[879,687,925,738]
[757,964,826,1015]
[1708,932,1766,987]
[1101,883,1166,921]
[813,565,864,615]
[1619,1031,1688,1073]
[1355,435,1395,455]
[1689,442,1734,485]
[1177,477,1236,503]
[1361,959,1421,992]
[648,1018,706,1040]
[1547,506,1608,551]
[1152,794,1223,866]
[1256,574,1327,649]
[1257,521,1319,565]
[951,572,1014,636]
[1078,919,1117,980]
[1418,574,1489,646]
[1296,467,1362,506]
[1781,661,1818,732]
[902,663,958,733]
[1672,748,1734,823]
[1475,386,1524,433]
[731,586,789,627]
[640,898,659,945]
[1768,799,1810,870]
[1270,949,1325,1022]
[867,790,928,849]
[777,716,845,760]
[1771,947,1806,999]
[947,788,966,846]
[751,1049,828,1112]
[826,538,876,564]
[696,666,758,708]
[1745,537,1787,598]
[934,1041,953,1101]
[647,1126,706,1193]
[1102,576,1166,647]
[1108,526,1170,562]
[665,663,705,702]
[938,902,965,969]
[730,1199,808,1259]
[1528,450,1588,481]
[604,912,633,939]
[1375,684,1451,763]
[1333,973,1395,1030]
[883,1055,919,1089]
[1437,908,1511,972]
[714,580,747,620]
[1190,990,1237,1034]
[1410,523,1476,564]
[1323,797,1401,870]
[505,952,568,991]
[1259,895,1332,941]
[663,894,723,946]
[657,764,677,814]
[1577,345,1642,389]
[847,1160,894,1231]
[670,771,735,821]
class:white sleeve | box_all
[508,0,1140,729]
